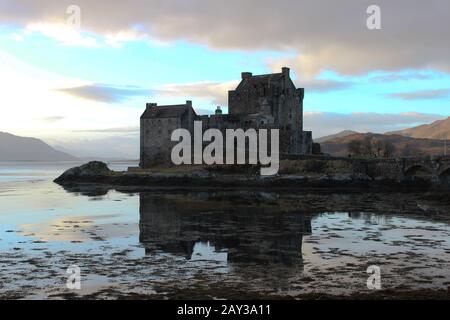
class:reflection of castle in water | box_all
[138,192,313,270]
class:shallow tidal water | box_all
[0,162,450,299]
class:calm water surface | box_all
[0,162,449,299]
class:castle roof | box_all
[236,73,284,91]
[141,104,196,119]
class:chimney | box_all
[146,103,157,110]
[282,67,290,77]
[241,72,253,80]
[186,100,192,107]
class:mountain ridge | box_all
[386,117,450,140]
[321,132,447,157]
[0,132,79,161]
[315,130,359,143]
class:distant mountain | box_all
[315,130,359,143]
[387,117,450,140]
[51,136,139,160]
[321,132,447,157]
[0,132,78,161]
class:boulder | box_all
[54,161,113,183]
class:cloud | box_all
[2,1,450,77]
[26,22,100,47]
[72,126,139,134]
[11,33,24,42]
[157,80,239,106]
[296,79,352,92]
[0,51,142,140]
[387,89,450,101]
[155,77,350,109]
[55,84,150,103]
[304,112,444,138]
[25,22,148,48]
[370,72,435,82]
[104,30,147,48]
[41,116,65,123]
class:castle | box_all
[140,67,314,167]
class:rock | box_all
[52,160,439,193]
[54,161,113,183]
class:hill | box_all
[0,132,78,161]
[315,130,359,143]
[387,117,450,140]
[321,132,448,157]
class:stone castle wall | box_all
[140,68,314,167]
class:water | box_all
[0,162,449,299]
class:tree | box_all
[374,139,384,157]
[383,140,396,158]
[362,136,374,156]
[348,140,363,156]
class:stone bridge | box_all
[401,156,450,184]
[283,154,450,186]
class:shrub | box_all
[303,160,327,173]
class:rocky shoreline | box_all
[54,161,443,193]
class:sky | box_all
[0,0,449,158]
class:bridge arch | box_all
[438,166,450,184]
[404,164,433,182]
